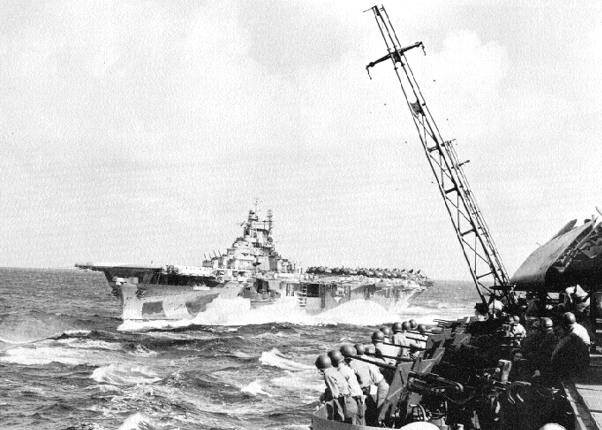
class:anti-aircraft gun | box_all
[344,327,520,428]
[345,323,573,429]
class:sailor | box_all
[371,331,396,383]
[531,318,558,381]
[341,344,388,426]
[391,322,411,358]
[410,324,428,352]
[561,312,590,345]
[550,312,590,377]
[365,344,381,362]
[468,303,506,335]
[562,286,595,350]
[525,297,542,318]
[562,284,590,317]
[514,320,541,378]
[521,320,543,362]
[376,328,400,366]
[539,318,558,353]
[502,315,526,348]
[490,299,505,319]
[353,343,390,409]
[315,354,348,422]
[380,326,393,339]
[510,315,527,339]
[391,322,403,343]
[328,350,363,425]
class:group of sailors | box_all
[314,319,429,426]
[516,310,591,382]
[468,288,593,384]
[465,281,595,383]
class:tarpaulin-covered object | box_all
[511,220,602,292]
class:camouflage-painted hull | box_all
[113,277,427,321]
[236,277,427,317]
[115,281,244,320]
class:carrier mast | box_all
[366,5,513,305]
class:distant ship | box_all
[76,209,431,321]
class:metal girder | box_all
[366,5,511,302]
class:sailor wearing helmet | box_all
[328,350,363,425]
[315,353,348,422]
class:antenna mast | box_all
[366,5,513,305]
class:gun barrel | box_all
[383,341,426,351]
[350,354,396,370]
[365,351,414,362]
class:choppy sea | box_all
[0,268,479,430]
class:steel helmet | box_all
[380,327,392,338]
[328,350,345,365]
[541,318,553,330]
[395,423,439,430]
[392,322,403,333]
[354,343,366,355]
[512,315,521,324]
[409,319,418,329]
[371,330,385,343]
[402,321,411,331]
[538,424,566,430]
[315,354,332,370]
[562,312,576,326]
[340,344,357,358]
[417,324,427,334]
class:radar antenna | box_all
[267,209,273,234]
[366,5,513,306]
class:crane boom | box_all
[366,5,513,304]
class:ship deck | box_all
[565,322,602,430]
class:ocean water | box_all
[0,268,479,430]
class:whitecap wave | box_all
[127,344,157,357]
[271,370,324,393]
[57,338,123,351]
[254,331,299,339]
[0,338,130,366]
[91,364,162,386]
[118,412,159,430]
[259,348,313,371]
[0,343,85,365]
[240,379,273,397]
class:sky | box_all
[1,0,601,281]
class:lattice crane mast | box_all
[366,5,513,306]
